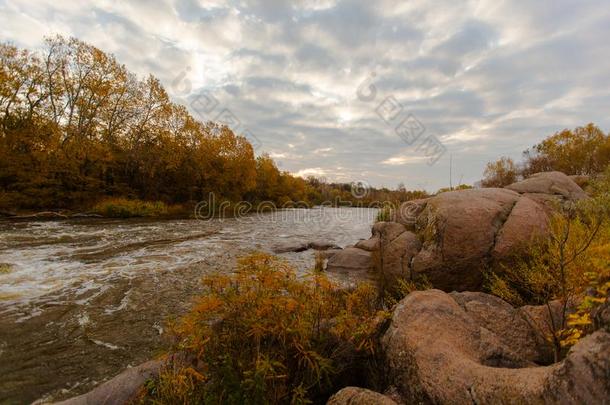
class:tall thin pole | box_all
[449,154,453,190]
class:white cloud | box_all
[295,167,328,178]
[381,155,428,165]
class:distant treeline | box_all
[0,37,424,213]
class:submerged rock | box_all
[308,240,341,251]
[354,236,379,251]
[272,240,341,254]
[272,242,310,253]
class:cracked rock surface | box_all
[328,290,609,405]
[326,172,585,292]
[379,290,610,405]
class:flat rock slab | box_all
[52,360,162,405]
[272,240,341,253]
[325,247,375,283]
[506,171,588,200]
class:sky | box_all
[1,0,610,191]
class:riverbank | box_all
[0,199,191,220]
[1,200,386,221]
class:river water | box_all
[0,208,376,404]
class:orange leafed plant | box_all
[138,253,389,404]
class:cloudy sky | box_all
[1,0,610,191]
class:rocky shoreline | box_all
[325,171,587,292]
[48,172,610,404]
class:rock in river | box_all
[326,171,587,292]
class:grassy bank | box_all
[91,198,179,218]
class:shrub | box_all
[563,270,610,346]
[92,198,169,218]
[522,123,610,176]
[488,197,609,361]
[0,263,12,274]
[139,253,389,404]
[384,277,432,307]
[375,205,392,222]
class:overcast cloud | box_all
[1,0,609,191]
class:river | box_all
[0,208,376,404]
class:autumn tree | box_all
[522,123,610,176]
[0,37,261,210]
[252,154,281,202]
[481,156,518,188]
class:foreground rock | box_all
[326,172,586,291]
[52,360,162,405]
[327,387,397,405]
[381,290,610,404]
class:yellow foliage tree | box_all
[489,196,609,361]
[523,123,610,176]
[481,156,518,188]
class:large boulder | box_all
[545,330,610,403]
[382,290,610,404]
[372,222,421,292]
[409,188,520,290]
[449,291,554,365]
[568,174,590,189]
[327,172,587,292]
[492,195,549,258]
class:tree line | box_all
[0,37,420,213]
